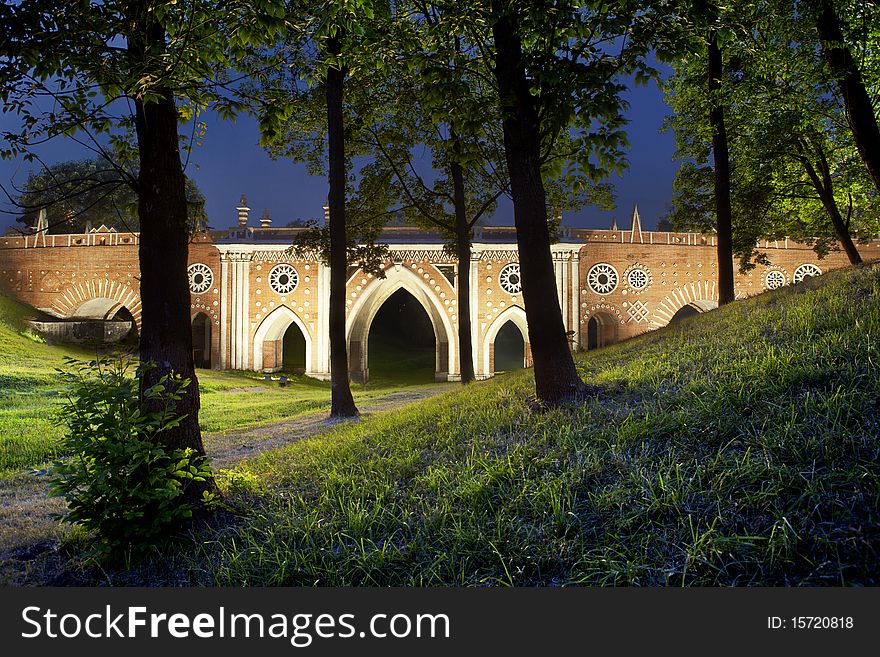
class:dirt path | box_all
[206,384,452,469]
[0,384,453,584]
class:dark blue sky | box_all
[0,75,678,234]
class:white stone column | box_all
[238,257,250,369]
[314,262,332,378]
[227,254,251,371]
[219,257,229,369]
[570,251,581,348]
[470,249,484,378]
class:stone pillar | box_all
[226,252,252,370]
[311,262,332,379]
[348,339,367,383]
[219,256,230,369]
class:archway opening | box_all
[254,307,311,374]
[191,313,211,368]
[587,312,617,350]
[368,288,435,383]
[281,321,307,374]
[669,304,701,324]
[66,298,137,345]
[112,305,138,346]
[493,321,525,373]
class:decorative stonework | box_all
[763,267,788,290]
[252,250,319,262]
[627,299,649,323]
[269,263,299,294]
[583,302,625,325]
[187,263,214,294]
[649,280,718,328]
[587,263,619,295]
[392,249,458,264]
[624,263,652,293]
[793,263,821,283]
[478,250,519,262]
[499,263,522,294]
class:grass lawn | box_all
[0,292,444,479]
[175,261,879,586]
[2,262,879,586]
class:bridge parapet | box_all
[1,231,140,250]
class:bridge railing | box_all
[1,231,140,249]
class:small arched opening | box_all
[367,289,436,384]
[669,304,700,323]
[253,306,312,374]
[493,321,525,373]
[587,312,618,350]
[669,300,717,326]
[191,313,212,369]
[111,305,138,346]
[69,297,138,344]
[281,322,307,374]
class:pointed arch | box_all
[482,305,529,375]
[253,305,313,374]
[346,265,455,382]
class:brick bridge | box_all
[2,206,875,381]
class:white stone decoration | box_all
[588,263,619,295]
[187,263,213,294]
[627,299,649,323]
[627,266,650,291]
[499,263,522,294]
[764,269,787,290]
[793,263,821,283]
[269,263,299,294]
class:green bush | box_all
[49,357,214,560]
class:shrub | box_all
[49,357,215,560]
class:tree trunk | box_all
[326,33,359,418]
[491,7,585,404]
[450,157,475,384]
[708,34,735,306]
[823,196,862,265]
[801,146,862,265]
[815,1,880,192]
[131,21,212,500]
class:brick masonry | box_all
[2,216,877,381]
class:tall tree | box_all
[663,0,878,269]
[369,4,614,384]
[357,6,507,385]
[325,28,360,417]
[1,0,285,499]
[707,32,735,304]
[810,0,880,192]
[478,0,651,404]
[248,0,395,417]
[660,1,753,305]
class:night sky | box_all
[0,74,678,235]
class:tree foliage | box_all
[12,157,207,234]
[662,0,879,270]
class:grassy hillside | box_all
[177,262,880,586]
[0,291,442,478]
[0,292,78,475]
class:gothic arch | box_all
[253,305,313,374]
[346,265,455,382]
[649,281,719,328]
[482,305,529,375]
[52,280,142,328]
